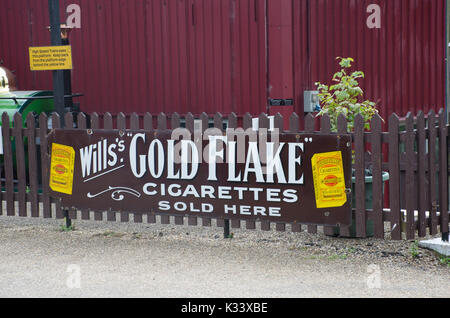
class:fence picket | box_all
[274,113,286,232]
[158,113,170,225]
[89,112,103,221]
[427,110,438,235]
[200,112,212,228]
[320,114,336,236]
[64,113,77,220]
[388,114,402,240]
[337,114,351,237]
[144,113,156,224]
[354,114,366,237]
[416,112,427,237]
[438,110,449,235]
[259,113,271,232]
[304,113,317,234]
[13,114,27,217]
[26,114,39,218]
[171,112,184,226]
[404,113,416,240]
[117,112,129,223]
[77,112,91,220]
[2,113,14,216]
[39,113,51,218]
[101,112,116,222]
[242,113,255,230]
[51,113,64,219]
[185,113,197,226]
[371,114,384,239]
[130,113,142,224]
[289,113,301,233]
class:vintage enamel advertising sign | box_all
[49,143,75,195]
[48,129,352,226]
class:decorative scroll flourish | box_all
[87,186,141,201]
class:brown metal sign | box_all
[48,128,352,226]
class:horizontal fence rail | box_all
[0,110,449,241]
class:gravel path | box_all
[0,214,448,298]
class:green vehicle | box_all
[0,65,80,185]
[0,90,55,182]
[0,90,55,126]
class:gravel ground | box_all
[0,213,449,298]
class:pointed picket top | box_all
[304,113,315,132]
[171,112,180,129]
[389,112,399,126]
[143,112,153,130]
[416,111,425,133]
[157,112,167,130]
[130,112,139,130]
[214,112,223,130]
[90,112,99,129]
[370,113,383,131]
[103,112,113,129]
[274,112,284,131]
[289,112,299,132]
[258,112,269,129]
[185,112,194,132]
[337,114,348,134]
[416,110,424,119]
[13,112,23,129]
[1,112,9,126]
[354,113,365,132]
[428,108,436,119]
[51,112,61,129]
[405,112,414,130]
[64,112,74,128]
[26,112,35,127]
[438,108,447,125]
[227,112,237,129]
[38,112,48,130]
[243,112,252,130]
[200,112,209,132]
[320,113,331,133]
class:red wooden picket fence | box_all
[0,110,449,240]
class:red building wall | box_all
[0,0,446,121]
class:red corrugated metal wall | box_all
[0,0,446,120]
[292,0,446,121]
[0,0,268,116]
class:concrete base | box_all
[419,238,450,256]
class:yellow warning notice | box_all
[312,151,347,209]
[29,46,72,71]
[49,143,75,195]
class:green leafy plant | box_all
[315,57,380,132]
[410,240,420,259]
[60,218,75,232]
[439,256,450,267]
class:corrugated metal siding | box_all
[0,0,268,116]
[293,0,446,120]
[0,0,446,119]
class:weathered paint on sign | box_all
[48,129,352,226]
[29,46,72,71]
